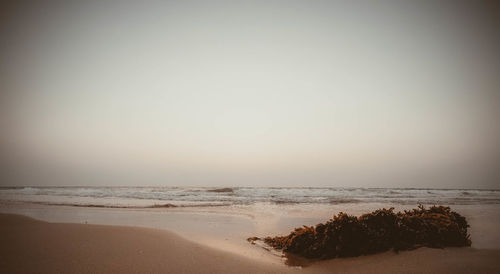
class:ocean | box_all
[1,186,499,208]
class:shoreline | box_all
[0,213,286,274]
[2,200,500,249]
[1,212,500,273]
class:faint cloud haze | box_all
[1,0,499,188]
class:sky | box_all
[1,0,499,188]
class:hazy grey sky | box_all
[1,0,499,188]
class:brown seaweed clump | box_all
[252,205,470,259]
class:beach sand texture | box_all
[1,213,500,274]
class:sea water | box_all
[1,186,499,208]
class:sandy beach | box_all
[0,213,284,274]
[1,212,500,274]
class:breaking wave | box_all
[1,186,499,208]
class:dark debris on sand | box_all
[248,205,471,260]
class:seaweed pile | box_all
[249,205,470,259]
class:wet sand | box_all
[0,213,285,274]
[1,213,500,274]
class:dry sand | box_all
[1,213,499,274]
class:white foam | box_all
[0,186,499,208]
